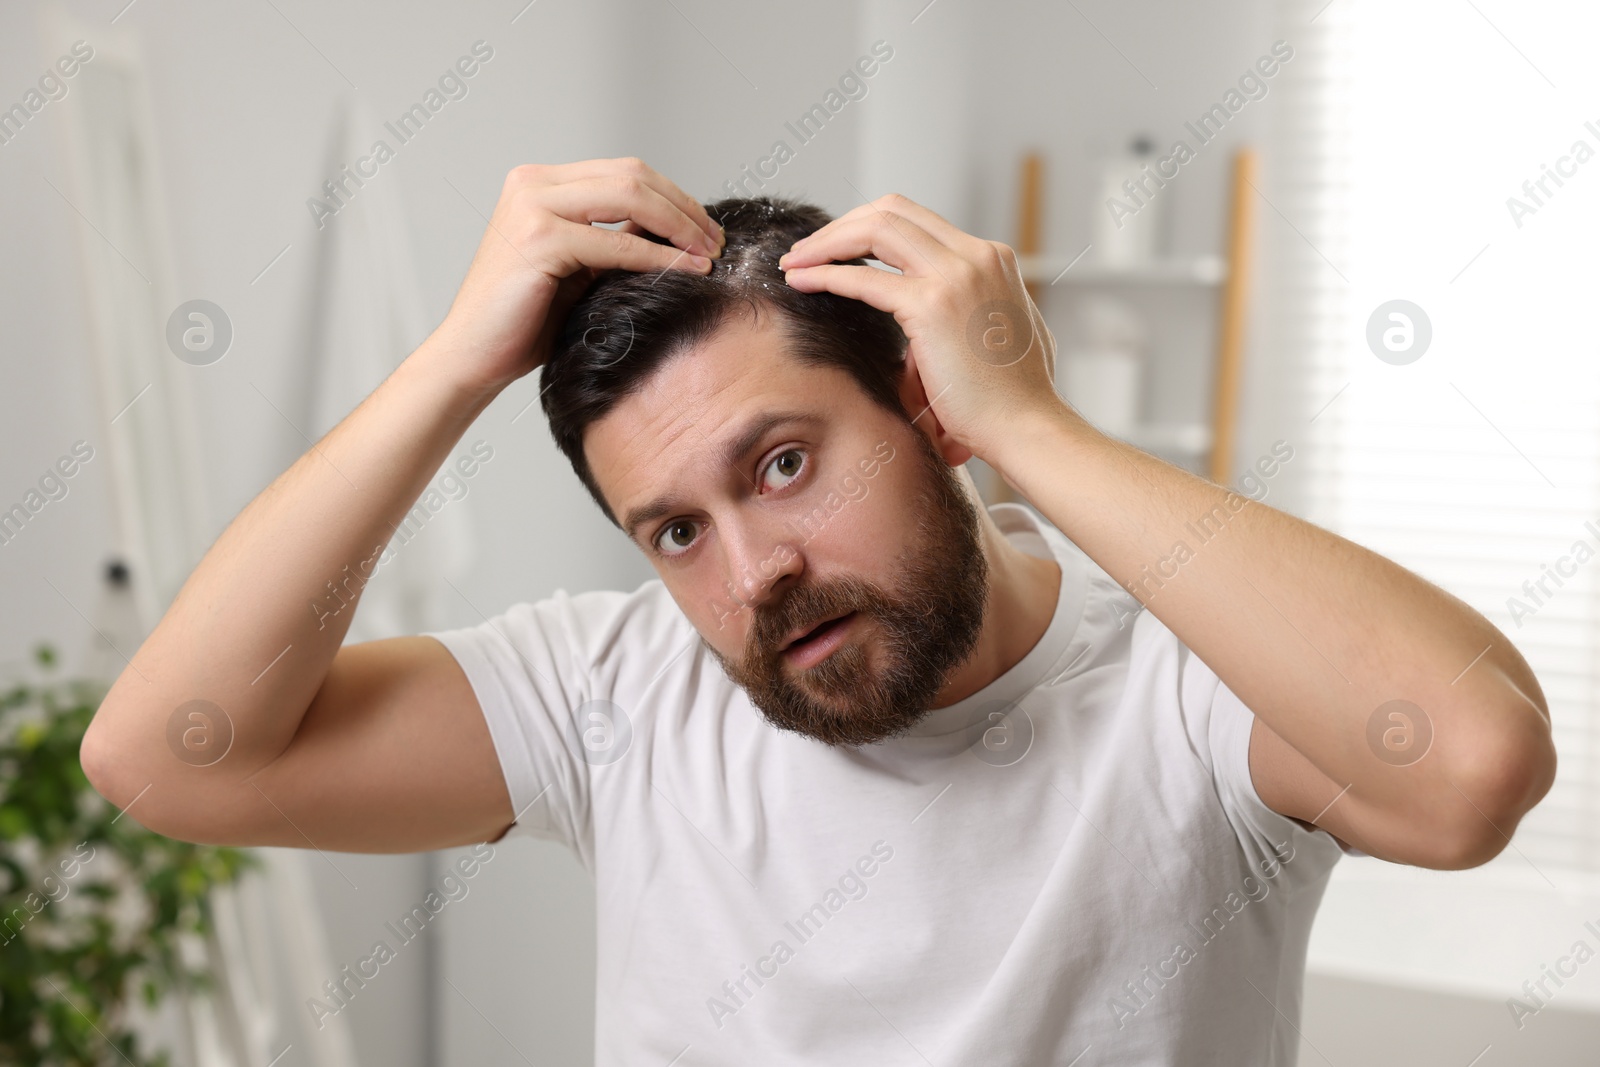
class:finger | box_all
[615,220,646,237]
[780,213,958,281]
[563,223,713,276]
[809,194,978,256]
[542,177,719,258]
[901,345,933,426]
[538,157,723,251]
[782,262,910,315]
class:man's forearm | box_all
[83,331,494,815]
[993,407,1553,831]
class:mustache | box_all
[748,576,876,658]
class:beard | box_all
[705,428,990,747]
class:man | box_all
[82,158,1555,1064]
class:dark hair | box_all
[540,196,909,527]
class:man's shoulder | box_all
[425,576,717,716]
[505,576,696,651]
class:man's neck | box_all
[930,504,1062,709]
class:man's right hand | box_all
[432,157,724,400]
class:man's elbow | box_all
[1428,712,1557,870]
[79,716,134,812]
[79,713,208,844]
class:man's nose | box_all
[720,514,804,612]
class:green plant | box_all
[0,644,257,1066]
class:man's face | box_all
[584,309,991,747]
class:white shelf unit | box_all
[1014,255,1228,467]
[1017,254,1227,288]
[1120,420,1214,457]
[981,149,1255,504]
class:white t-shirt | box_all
[425,502,1345,1066]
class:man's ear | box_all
[896,355,973,468]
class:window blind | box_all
[1264,0,1600,876]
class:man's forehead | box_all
[585,320,846,532]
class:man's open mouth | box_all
[780,611,856,652]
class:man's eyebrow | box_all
[718,408,821,473]
[621,409,823,542]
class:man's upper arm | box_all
[237,635,516,853]
[1246,714,1359,854]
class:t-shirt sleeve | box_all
[1150,614,1348,885]
[422,590,615,858]
[1207,679,1354,864]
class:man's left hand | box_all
[778,193,1079,468]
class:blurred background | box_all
[4,0,1600,1063]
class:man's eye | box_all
[761,448,807,491]
[655,520,700,556]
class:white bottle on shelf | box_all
[1093,135,1167,269]
[1058,295,1145,435]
